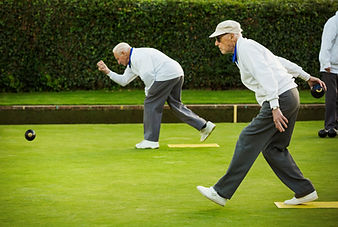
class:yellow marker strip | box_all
[274,201,338,208]
[233,105,237,123]
[168,143,220,148]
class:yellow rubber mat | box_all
[274,202,338,208]
[167,143,220,148]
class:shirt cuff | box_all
[301,72,311,81]
[269,99,279,109]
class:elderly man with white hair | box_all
[97,43,215,149]
[197,20,326,206]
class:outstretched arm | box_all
[277,57,327,90]
[97,60,137,86]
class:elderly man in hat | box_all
[197,20,326,206]
[97,43,215,149]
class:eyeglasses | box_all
[216,33,228,42]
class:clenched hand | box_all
[97,60,110,74]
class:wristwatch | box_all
[272,106,279,110]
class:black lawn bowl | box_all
[327,128,337,138]
[25,129,36,141]
[318,129,327,138]
[311,84,325,99]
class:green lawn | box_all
[0,89,325,105]
[0,122,337,226]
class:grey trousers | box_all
[321,72,338,130]
[143,76,206,142]
[213,88,315,199]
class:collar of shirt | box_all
[128,47,133,68]
[232,43,238,63]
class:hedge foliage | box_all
[1,0,337,91]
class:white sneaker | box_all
[197,186,226,206]
[200,121,216,142]
[135,140,159,149]
[284,191,318,205]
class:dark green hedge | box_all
[1,0,337,91]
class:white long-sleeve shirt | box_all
[107,48,184,95]
[319,11,338,74]
[236,36,310,108]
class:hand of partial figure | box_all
[325,67,331,73]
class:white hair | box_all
[113,42,131,55]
